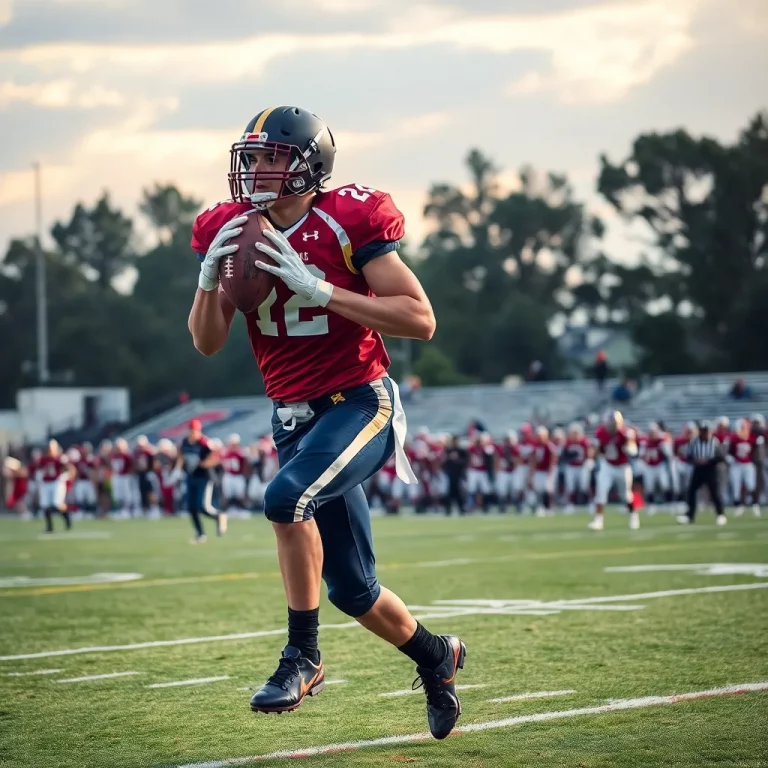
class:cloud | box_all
[0,0,11,27]
[0,79,125,108]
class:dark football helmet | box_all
[228,106,336,209]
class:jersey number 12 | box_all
[256,265,328,337]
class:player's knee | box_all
[263,470,306,523]
[326,577,381,618]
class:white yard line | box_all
[36,532,112,540]
[146,676,230,689]
[380,684,487,698]
[324,679,348,686]
[5,668,62,676]
[55,671,139,683]
[175,682,768,767]
[488,689,576,703]
[4,581,767,662]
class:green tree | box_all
[417,150,597,381]
[140,183,202,246]
[51,192,134,289]
[598,112,768,370]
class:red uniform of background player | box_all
[221,434,247,507]
[728,419,763,515]
[590,412,639,530]
[192,187,403,403]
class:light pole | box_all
[34,162,50,384]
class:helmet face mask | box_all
[228,107,335,209]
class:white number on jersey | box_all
[337,184,377,203]
[256,265,329,337]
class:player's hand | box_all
[254,230,334,307]
[199,215,249,291]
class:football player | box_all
[589,410,639,530]
[188,106,464,739]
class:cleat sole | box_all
[250,677,325,714]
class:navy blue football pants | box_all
[186,474,218,537]
[264,377,397,618]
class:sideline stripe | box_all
[3,582,767,662]
[55,671,139,683]
[176,682,768,767]
[489,689,575,703]
[380,684,487,698]
[1,539,756,598]
[146,676,229,689]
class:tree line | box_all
[1,112,766,409]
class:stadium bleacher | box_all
[120,371,767,444]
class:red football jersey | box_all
[497,442,518,471]
[192,186,405,402]
[729,434,762,464]
[643,436,668,467]
[76,459,92,480]
[111,452,133,476]
[468,444,489,470]
[715,427,731,450]
[564,438,589,467]
[596,425,633,466]
[134,448,155,473]
[674,436,691,463]
[39,455,67,482]
[532,441,557,472]
[221,449,246,475]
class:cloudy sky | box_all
[0,0,766,267]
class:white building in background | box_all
[4,387,130,445]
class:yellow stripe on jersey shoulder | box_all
[311,207,357,273]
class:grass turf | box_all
[0,510,766,767]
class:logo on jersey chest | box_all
[303,231,319,241]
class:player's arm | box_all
[188,288,236,356]
[188,213,248,356]
[326,252,435,340]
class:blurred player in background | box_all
[221,433,247,510]
[178,419,226,542]
[39,440,71,532]
[589,410,639,530]
[188,105,464,739]
[563,422,591,514]
[728,418,763,517]
[111,438,135,518]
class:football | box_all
[219,212,277,314]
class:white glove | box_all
[255,230,334,306]
[198,215,249,291]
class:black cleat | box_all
[413,635,466,740]
[249,646,325,714]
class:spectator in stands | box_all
[526,360,546,382]
[729,378,753,400]
[612,378,634,404]
[593,351,609,391]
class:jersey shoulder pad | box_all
[316,185,405,251]
[191,200,252,254]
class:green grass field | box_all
[1,510,767,768]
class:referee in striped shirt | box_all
[677,420,727,526]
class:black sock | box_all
[398,623,446,669]
[62,512,72,530]
[287,607,320,663]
